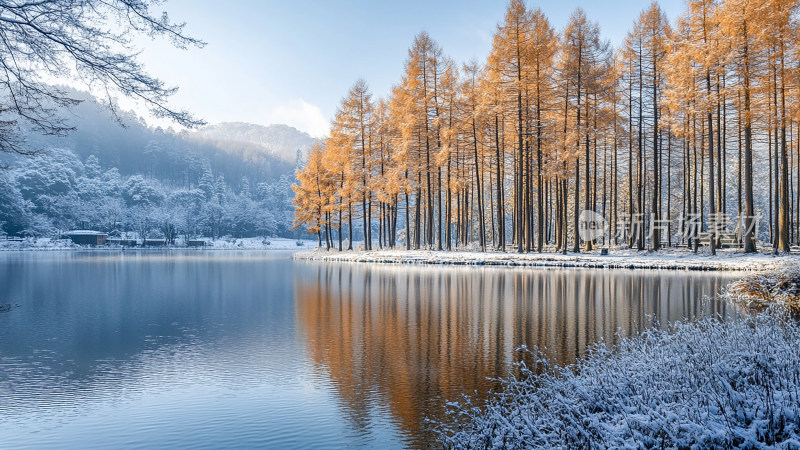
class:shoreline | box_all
[0,237,318,252]
[294,247,798,272]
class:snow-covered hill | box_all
[184,122,315,164]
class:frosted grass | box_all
[436,309,800,448]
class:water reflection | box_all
[0,252,741,448]
[0,251,377,449]
[295,262,739,447]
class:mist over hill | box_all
[0,88,308,239]
[184,122,314,165]
[16,88,308,188]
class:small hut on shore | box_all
[64,230,107,246]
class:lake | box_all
[0,251,740,448]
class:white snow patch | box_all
[0,237,317,251]
[294,247,798,272]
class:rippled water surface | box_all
[0,251,741,448]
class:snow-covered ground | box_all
[435,309,800,448]
[0,237,318,251]
[197,237,317,250]
[295,246,798,272]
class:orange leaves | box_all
[292,140,335,233]
[292,0,800,250]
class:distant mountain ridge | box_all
[183,122,315,164]
[2,88,308,190]
[0,89,305,238]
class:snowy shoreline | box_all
[0,237,318,252]
[294,246,799,272]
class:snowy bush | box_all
[436,310,800,448]
[726,267,800,311]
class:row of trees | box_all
[0,148,297,241]
[294,0,800,254]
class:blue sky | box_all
[130,0,686,137]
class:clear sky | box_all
[129,0,686,137]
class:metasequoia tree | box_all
[392,32,451,249]
[459,60,487,251]
[528,10,557,253]
[718,0,764,253]
[638,3,672,251]
[372,98,400,249]
[479,67,508,250]
[292,141,335,247]
[760,0,797,252]
[561,8,608,252]
[486,0,533,253]
[294,0,800,254]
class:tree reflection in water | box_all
[295,263,739,447]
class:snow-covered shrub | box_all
[726,267,800,310]
[436,309,800,448]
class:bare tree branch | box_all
[0,0,205,156]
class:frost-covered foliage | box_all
[2,148,298,239]
[726,266,800,310]
[436,310,800,448]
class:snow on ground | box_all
[0,237,318,251]
[435,309,800,448]
[295,245,799,272]
[200,237,317,250]
[0,238,79,251]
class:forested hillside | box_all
[0,89,312,239]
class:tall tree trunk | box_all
[706,71,716,256]
[584,104,592,252]
[575,47,583,254]
[652,56,661,251]
[573,159,581,253]
[516,95,524,253]
[536,90,544,252]
[348,202,353,250]
[743,31,756,253]
[779,47,790,252]
[667,130,672,247]
[737,92,743,248]
[637,40,644,251]
[495,114,505,250]
[437,167,443,250]
[473,117,486,251]
[446,157,452,250]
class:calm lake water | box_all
[0,251,741,448]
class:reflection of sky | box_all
[0,251,405,448]
[0,252,741,448]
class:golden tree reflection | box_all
[295,264,737,446]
